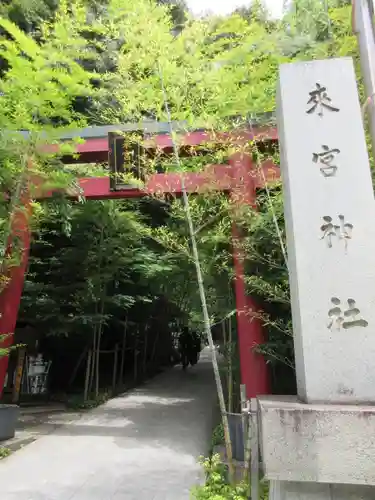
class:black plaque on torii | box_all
[108,132,146,191]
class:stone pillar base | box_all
[258,395,375,496]
[269,480,374,499]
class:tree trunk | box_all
[150,331,160,365]
[133,329,138,383]
[95,324,102,398]
[112,344,118,394]
[118,317,128,387]
[143,327,148,378]
[84,350,92,402]
[95,288,106,398]
[88,329,97,395]
[69,346,88,388]
[94,224,105,399]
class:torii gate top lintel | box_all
[51,122,279,200]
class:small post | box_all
[228,318,233,412]
[250,398,259,500]
[240,384,248,458]
[242,404,252,483]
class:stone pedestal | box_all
[0,404,19,441]
[268,481,374,500]
[258,396,375,498]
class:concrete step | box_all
[19,404,66,415]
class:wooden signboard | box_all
[108,132,146,191]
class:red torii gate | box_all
[0,123,280,399]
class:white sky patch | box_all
[186,0,284,19]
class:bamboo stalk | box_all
[158,64,235,483]
[184,193,235,483]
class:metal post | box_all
[250,399,259,500]
[353,0,375,156]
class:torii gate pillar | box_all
[0,193,31,394]
[230,152,270,398]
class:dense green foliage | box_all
[0,446,11,459]
[0,0,360,397]
[192,454,269,499]
[0,5,96,318]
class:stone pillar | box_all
[258,57,375,498]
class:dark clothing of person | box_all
[178,329,200,368]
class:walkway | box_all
[0,348,218,500]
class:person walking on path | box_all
[178,327,201,370]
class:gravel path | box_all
[0,348,218,500]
